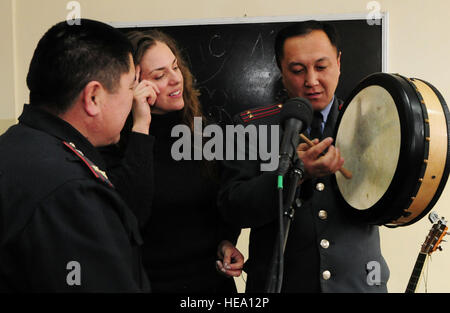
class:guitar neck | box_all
[405,252,428,293]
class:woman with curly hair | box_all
[102,29,243,293]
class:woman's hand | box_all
[131,65,160,134]
[216,240,244,278]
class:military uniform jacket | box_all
[0,105,150,292]
[218,98,390,293]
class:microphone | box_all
[277,97,313,176]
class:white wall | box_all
[0,0,17,133]
[1,0,449,293]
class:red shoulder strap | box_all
[63,141,114,189]
[239,103,283,123]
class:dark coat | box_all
[100,112,240,293]
[0,105,150,292]
[218,98,390,293]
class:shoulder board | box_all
[63,141,114,189]
[239,103,283,123]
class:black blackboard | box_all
[119,18,383,124]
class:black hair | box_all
[26,19,133,114]
[274,20,341,70]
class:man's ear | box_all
[135,64,142,82]
[281,73,291,98]
[337,51,342,72]
[82,81,103,117]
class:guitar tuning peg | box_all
[438,246,443,251]
[429,212,439,223]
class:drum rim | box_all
[399,78,450,226]
[332,72,435,225]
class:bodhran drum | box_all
[334,73,450,226]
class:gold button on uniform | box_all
[318,210,328,220]
[320,239,330,249]
[316,183,325,191]
[322,270,331,280]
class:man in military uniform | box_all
[218,20,389,292]
[0,19,151,292]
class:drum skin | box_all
[333,73,450,226]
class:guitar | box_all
[405,212,448,293]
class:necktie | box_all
[309,111,323,140]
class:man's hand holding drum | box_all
[297,137,345,178]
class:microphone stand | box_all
[265,156,305,293]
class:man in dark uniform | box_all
[0,19,151,292]
[218,20,389,292]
